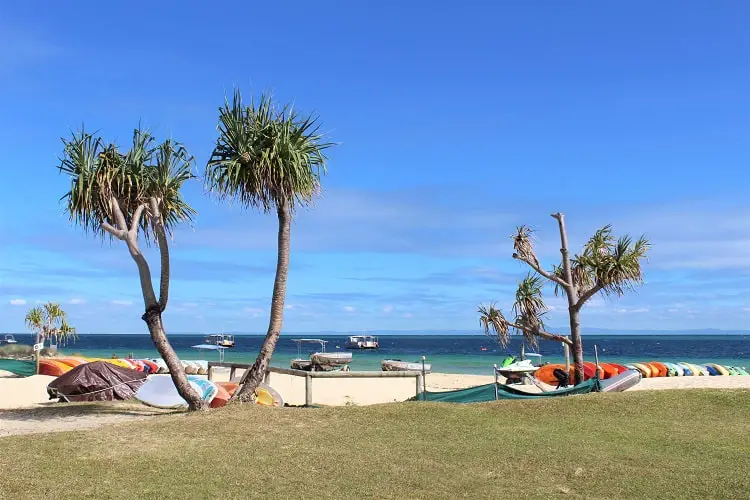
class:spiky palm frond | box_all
[205,89,333,213]
[59,127,196,239]
[478,303,511,347]
[512,274,548,348]
[512,225,538,264]
[571,226,650,300]
[24,307,44,333]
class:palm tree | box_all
[511,214,649,383]
[24,302,76,374]
[206,90,333,402]
[58,126,205,410]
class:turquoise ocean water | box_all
[8,333,749,375]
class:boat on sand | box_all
[291,339,352,371]
[381,359,431,373]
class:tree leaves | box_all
[205,89,334,213]
[59,126,196,240]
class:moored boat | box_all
[344,334,379,349]
[381,359,431,373]
[291,339,352,371]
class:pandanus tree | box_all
[24,302,76,374]
[481,214,649,384]
[206,90,333,402]
[59,127,206,410]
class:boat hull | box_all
[382,360,431,372]
[311,352,352,367]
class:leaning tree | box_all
[59,126,206,410]
[481,213,649,384]
[206,90,333,402]
[24,302,76,374]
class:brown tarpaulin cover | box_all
[47,361,149,402]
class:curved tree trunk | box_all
[142,307,206,410]
[123,226,204,410]
[234,201,291,402]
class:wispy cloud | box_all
[9,298,26,306]
[0,24,65,75]
[343,305,356,313]
[110,300,133,306]
[69,298,86,305]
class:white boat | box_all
[381,359,431,373]
[344,334,379,349]
[1,334,18,344]
[204,334,235,348]
[291,339,352,371]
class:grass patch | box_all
[0,390,748,499]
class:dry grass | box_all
[0,390,748,499]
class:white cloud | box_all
[9,298,26,306]
[284,304,295,310]
[403,312,413,318]
[110,300,133,306]
[343,305,356,313]
[69,298,85,305]
[382,304,394,313]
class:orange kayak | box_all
[648,362,668,377]
[600,363,620,379]
[38,359,70,377]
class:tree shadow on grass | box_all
[0,401,182,423]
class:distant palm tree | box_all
[206,90,333,402]
[24,302,76,373]
[59,126,205,410]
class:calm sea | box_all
[8,333,749,374]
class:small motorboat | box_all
[291,339,352,371]
[381,359,431,373]
[344,334,379,349]
[1,334,18,344]
[204,334,235,348]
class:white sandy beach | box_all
[3,369,749,411]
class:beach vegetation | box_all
[24,302,76,373]
[206,89,333,401]
[481,214,649,383]
[58,126,206,410]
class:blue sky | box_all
[1,2,749,334]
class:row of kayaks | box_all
[38,357,209,377]
[535,361,749,384]
[625,361,749,378]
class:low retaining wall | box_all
[208,363,423,406]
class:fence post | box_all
[493,364,499,401]
[305,374,313,406]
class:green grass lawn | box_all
[1,390,748,499]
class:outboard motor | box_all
[553,368,570,388]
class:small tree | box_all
[206,90,333,402]
[59,126,205,410]
[483,213,649,384]
[24,302,76,373]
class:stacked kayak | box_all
[135,375,283,409]
[535,360,749,384]
[36,357,211,376]
[623,362,748,378]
